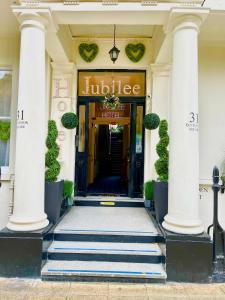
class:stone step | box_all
[41,260,166,283]
[53,231,163,244]
[74,199,144,208]
[53,206,164,243]
[47,241,165,264]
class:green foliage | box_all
[125,43,145,63]
[155,120,169,182]
[46,136,58,150]
[144,113,160,130]
[156,136,169,158]
[0,121,10,142]
[79,43,99,62]
[45,120,61,182]
[144,181,154,200]
[63,180,74,199]
[159,120,168,138]
[45,147,60,168]
[48,120,58,138]
[61,112,78,129]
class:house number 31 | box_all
[17,110,24,120]
[189,112,199,123]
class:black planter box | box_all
[153,181,168,223]
[45,180,64,224]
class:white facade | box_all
[0,0,225,233]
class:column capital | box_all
[12,8,58,32]
[150,64,171,77]
[165,8,209,34]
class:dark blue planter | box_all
[45,180,64,224]
[153,181,168,223]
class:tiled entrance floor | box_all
[54,207,158,236]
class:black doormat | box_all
[87,176,128,196]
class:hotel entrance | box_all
[75,70,145,198]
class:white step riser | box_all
[42,260,166,281]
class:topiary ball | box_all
[61,113,78,129]
[143,113,160,130]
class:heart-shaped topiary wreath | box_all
[125,43,145,63]
[79,43,99,63]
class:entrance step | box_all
[74,196,144,208]
[53,207,163,243]
[53,232,163,243]
[47,241,165,264]
[41,260,166,283]
[42,206,166,283]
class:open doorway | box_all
[87,102,130,196]
[87,123,130,195]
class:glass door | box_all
[75,103,89,196]
[129,103,145,198]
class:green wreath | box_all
[0,121,10,142]
[125,43,145,63]
[79,43,99,63]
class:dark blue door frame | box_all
[75,98,145,198]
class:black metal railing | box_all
[207,166,225,275]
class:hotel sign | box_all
[78,71,145,97]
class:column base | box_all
[162,214,204,235]
[7,217,49,232]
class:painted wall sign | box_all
[186,112,199,132]
[53,78,70,98]
[17,109,28,129]
[78,71,145,97]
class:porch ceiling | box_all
[69,24,155,38]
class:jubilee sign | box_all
[78,71,145,97]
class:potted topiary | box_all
[144,180,154,210]
[45,120,64,224]
[153,120,169,223]
[143,113,160,212]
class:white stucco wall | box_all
[199,45,225,231]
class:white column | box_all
[162,15,204,235]
[7,13,49,231]
[148,64,170,181]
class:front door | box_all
[75,101,144,198]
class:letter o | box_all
[58,131,66,141]
[57,101,67,112]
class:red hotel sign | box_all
[78,71,145,97]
